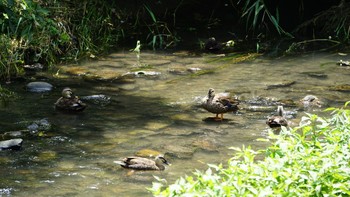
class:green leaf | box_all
[144,5,157,23]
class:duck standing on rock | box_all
[266,105,288,128]
[113,155,170,171]
[55,87,87,112]
[201,88,239,121]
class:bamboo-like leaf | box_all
[144,5,157,23]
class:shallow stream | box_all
[0,51,349,196]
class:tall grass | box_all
[239,0,293,37]
[0,0,125,80]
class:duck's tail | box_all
[113,161,125,166]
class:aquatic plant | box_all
[149,102,350,196]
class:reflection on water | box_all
[0,51,349,196]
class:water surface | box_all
[0,51,349,196]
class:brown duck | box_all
[55,87,87,112]
[201,88,239,120]
[299,95,322,109]
[113,155,170,171]
[266,106,288,128]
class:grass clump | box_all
[150,102,350,196]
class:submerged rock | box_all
[135,149,162,157]
[329,84,350,92]
[16,118,53,134]
[122,71,161,78]
[302,72,328,79]
[80,94,111,106]
[0,138,23,150]
[266,80,295,89]
[192,138,220,152]
[27,118,52,133]
[26,81,53,93]
[163,144,194,159]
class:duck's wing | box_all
[267,116,288,127]
[216,95,239,110]
[122,157,158,170]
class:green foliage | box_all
[0,34,23,80]
[239,0,292,38]
[71,1,122,57]
[0,0,70,79]
[143,4,179,50]
[0,0,125,80]
[150,103,350,196]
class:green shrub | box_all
[150,102,350,196]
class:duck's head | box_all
[155,155,171,166]
[208,88,215,98]
[62,88,73,98]
[277,105,285,116]
[300,95,321,107]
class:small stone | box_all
[23,63,44,71]
[26,81,53,93]
[80,95,111,106]
[122,71,161,78]
[187,67,202,73]
[0,138,23,151]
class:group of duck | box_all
[54,87,171,171]
[54,87,321,171]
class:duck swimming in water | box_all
[204,37,223,52]
[266,105,288,128]
[201,88,239,121]
[113,155,170,171]
[54,87,87,112]
[299,95,322,109]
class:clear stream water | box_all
[0,51,349,196]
